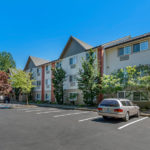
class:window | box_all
[69,75,76,86]
[69,75,76,82]
[45,93,50,100]
[118,92,125,98]
[36,94,41,99]
[56,62,61,68]
[121,101,127,106]
[140,41,148,51]
[86,52,96,60]
[118,46,131,56]
[86,53,90,60]
[37,81,41,88]
[133,92,140,101]
[124,46,131,55]
[69,57,76,65]
[133,43,140,53]
[45,79,50,88]
[100,100,119,107]
[118,48,124,56]
[46,65,50,73]
[37,68,41,76]
[133,41,149,53]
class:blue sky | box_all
[0,0,150,69]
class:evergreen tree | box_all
[52,67,66,104]
[78,49,101,105]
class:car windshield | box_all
[100,100,119,107]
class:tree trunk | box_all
[26,94,29,105]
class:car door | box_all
[126,101,134,116]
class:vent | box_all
[70,64,76,69]
[120,55,129,61]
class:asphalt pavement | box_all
[0,107,150,150]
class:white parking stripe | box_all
[78,116,100,122]
[53,111,89,118]
[25,109,43,112]
[36,110,61,114]
[118,117,148,130]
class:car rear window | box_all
[100,100,119,107]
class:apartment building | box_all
[24,36,102,104]
[24,32,150,104]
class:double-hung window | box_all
[37,81,41,89]
[140,41,148,51]
[133,41,148,53]
[118,46,131,56]
[45,65,50,73]
[36,94,41,100]
[45,79,50,88]
[37,68,41,76]
[69,75,76,86]
[69,56,77,68]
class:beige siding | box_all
[104,37,150,74]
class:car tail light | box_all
[114,109,123,112]
[98,107,103,111]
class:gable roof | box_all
[24,56,50,70]
[59,36,93,59]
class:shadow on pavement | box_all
[91,117,124,124]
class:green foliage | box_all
[78,49,101,105]
[0,51,16,72]
[112,65,150,100]
[9,69,35,104]
[52,67,66,104]
[101,74,122,97]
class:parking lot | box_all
[0,107,150,150]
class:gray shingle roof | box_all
[30,56,50,66]
[105,32,150,49]
[72,36,93,49]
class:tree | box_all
[138,75,150,100]
[52,67,66,104]
[101,74,122,98]
[78,49,101,105]
[0,51,16,72]
[0,71,12,95]
[9,69,35,104]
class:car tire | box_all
[124,112,129,122]
[136,110,140,118]
[103,116,108,120]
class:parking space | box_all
[0,107,150,150]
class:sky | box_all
[0,0,150,69]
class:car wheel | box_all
[124,112,129,122]
[136,110,140,118]
[103,116,108,120]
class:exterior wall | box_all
[104,37,150,75]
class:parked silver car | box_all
[98,98,140,121]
